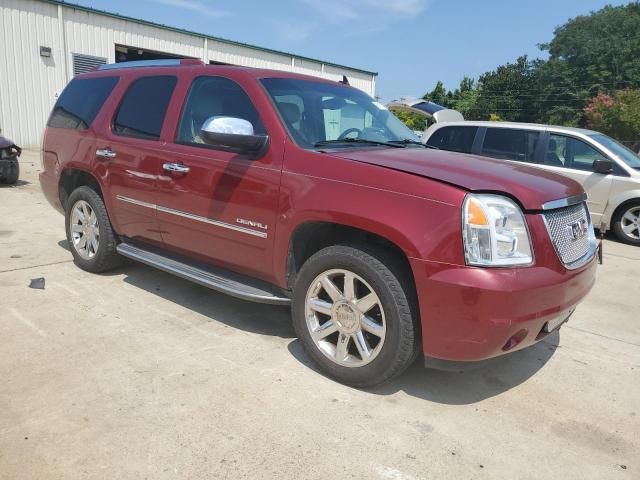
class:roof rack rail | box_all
[98,58,204,71]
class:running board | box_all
[116,243,291,306]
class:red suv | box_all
[40,59,598,386]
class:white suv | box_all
[422,121,640,245]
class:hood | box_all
[329,147,583,211]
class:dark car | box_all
[0,134,21,185]
[39,59,598,387]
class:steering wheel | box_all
[337,128,362,140]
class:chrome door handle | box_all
[163,162,190,174]
[96,148,116,159]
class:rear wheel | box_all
[612,200,640,246]
[65,186,122,272]
[292,244,419,387]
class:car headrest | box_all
[278,102,301,125]
[548,139,557,151]
[192,92,222,123]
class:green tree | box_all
[389,109,427,132]
[422,81,450,107]
[474,56,538,122]
[541,4,640,93]
[584,89,640,149]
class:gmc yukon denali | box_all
[40,59,598,387]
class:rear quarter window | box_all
[426,126,477,153]
[47,76,119,130]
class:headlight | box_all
[462,194,533,267]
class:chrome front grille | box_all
[543,202,595,268]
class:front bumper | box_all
[411,253,597,365]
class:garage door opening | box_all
[115,44,195,62]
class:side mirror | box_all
[592,158,614,174]
[200,117,269,158]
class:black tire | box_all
[612,200,640,246]
[292,244,420,387]
[65,186,122,272]
[1,162,19,185]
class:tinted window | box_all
[177,76,265,146]
[113,76,177,140]
[261,77,419,149]
[426,126,477,153]
[48,76,118,130]
[547,134,602,171]
[481,128,540,162]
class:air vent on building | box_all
[72,53,107,76]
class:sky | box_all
[68,0,633,102]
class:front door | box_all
[538,133,614,225]
[156,75,282,282]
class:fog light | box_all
[502,329,528,351]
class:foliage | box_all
[584,89,640,149]
[397,2,640,145]
[389,109,426,132]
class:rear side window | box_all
[426,126,477,153]
[113,76,177,140]
[48,76,118,130]
[481,128,540,162]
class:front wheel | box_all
[612,200,640,246]
[292,244,419,387]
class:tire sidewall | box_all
[613,200,640,246]
[65,187,113,271]
[292,245,416,387]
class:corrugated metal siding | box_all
[0,0,376,147]
[0,0,66,146]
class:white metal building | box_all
[0,0,377,147]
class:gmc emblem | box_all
[567,219,588,241]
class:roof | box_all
[86,61,355,86]
[433,120,599,136]
[40,0,377,77]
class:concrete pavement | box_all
[0,151,638,479]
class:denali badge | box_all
[567,219,588,241]
[236,218,268,230]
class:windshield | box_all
[589,133,640,169]
[261,78,420,149]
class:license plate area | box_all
[543,308,575,334]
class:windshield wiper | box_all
[388,139,438,149]
[314,138,406,149]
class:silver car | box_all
[421,121,640,245]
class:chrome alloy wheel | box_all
[70,200,100,260]
[305,269,386,367]
[620,206,640,240]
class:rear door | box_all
[536,133,613,224]
[478,127,542,163]
[96,74,178,246]
[155,74,282,282]
[425,125,478,153]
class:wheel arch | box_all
[601,189,640,229]
[58,167,104,210]
[285,220,418,296]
